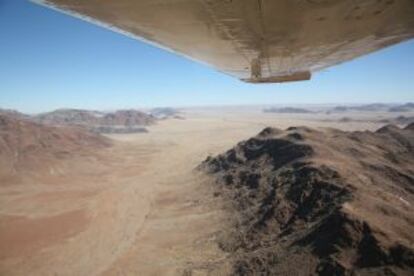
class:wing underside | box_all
[33,0,414,83]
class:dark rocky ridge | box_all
[200,124,414,275]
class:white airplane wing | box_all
[32,0,414,83]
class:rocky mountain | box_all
[35,108,156,127]
[200,124,414,275]
[35,109,103,125]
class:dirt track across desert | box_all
[0,109,402,275]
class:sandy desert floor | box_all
[0,109,402,275]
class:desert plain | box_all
[0,106,413,275]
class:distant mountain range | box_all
[329,103,414,113]
[389,103,414,112]
[0,108,160,134]
[263,107,313,114]
[35,108,156,127]
[262,103,414,114]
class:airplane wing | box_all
[32,0,414,83]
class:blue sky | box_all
[0,0,413,113]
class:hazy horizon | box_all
[2,101,414,115]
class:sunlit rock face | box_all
[200,124,414,275]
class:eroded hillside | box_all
[0,114,111,181]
